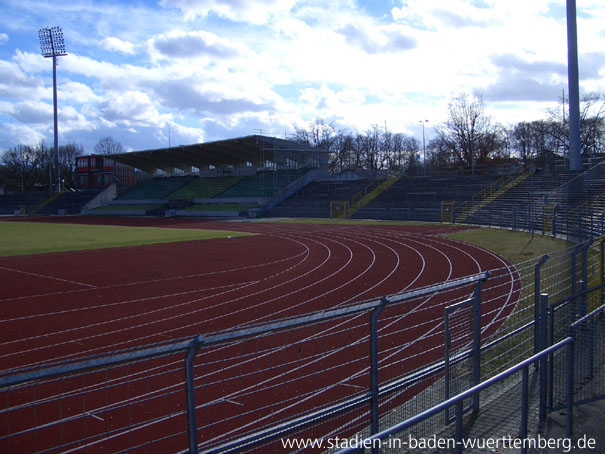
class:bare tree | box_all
[435,93,504,174]
[330,133,355,173]
[293,119,338,150]
[547,92,605,158]
[511,120,558,165]
[94,136,124,155]
[1,141,84,192]
[1,144,36,192]
[59,142,84,189]
[361,125,382,175]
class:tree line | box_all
[0,142,82,193]
[294,92,605,175]
[0,136,124,193]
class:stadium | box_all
[0,134,604,453]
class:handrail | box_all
[335,337,574,453]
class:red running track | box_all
[0,218,519,453]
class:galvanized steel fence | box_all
[1,240,604,453]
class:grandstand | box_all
[86,135,327,216]
[76,135,605,242]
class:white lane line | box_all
[0,265,97,288]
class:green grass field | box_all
[0,221,252,257]
[444,227,574,264]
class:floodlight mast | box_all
[38,27,67,194]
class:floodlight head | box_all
[38,27,67,58]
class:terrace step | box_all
[346,176,400,219]
[455,170,532,223]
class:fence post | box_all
[548,303,555,411]
[571,244,583,319]
[539,293,549,421]
[600,238,605,308]
[472,276,488,412]
[370,296,388,442]
[580,241,592,317]
[455,400,464,454]
[444,305,452,424]
[534,255,549,355]
[529,203,536,240]
[566,331,575,438]
[185,336,203,454]
[520,366,529,454]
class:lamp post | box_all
[419,120,429,176]
[38,26,67,194]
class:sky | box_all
[0,0,604,154]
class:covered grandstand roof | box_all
[107,135,327,174]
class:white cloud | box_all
[391,0,552,30]
[161,0,298,24]
[337,22,416,54]
[0,59,45,102]
[166,121,205,144]
[61,82,102,104]
[12,101,52,124]
[273,18,311,38]
[0,123,47,148]
[147,73,281,117]
[98,90,168,127]
[0,33,8,45]
[12,50,48,74]
[100,37,136,55]
[149,30,247,60]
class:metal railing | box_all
[335,337,575,454]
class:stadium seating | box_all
[351,175,501,221]
[464,171,578,228]
[34,191,98,215]
[113,169,310,203]
[269,179,372,218]
[117,176,194,200]
[0,191,99,216]
[79,162,605,237]
[218,169,310,198]
[167,176,245,199]
[0,193,47,215]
